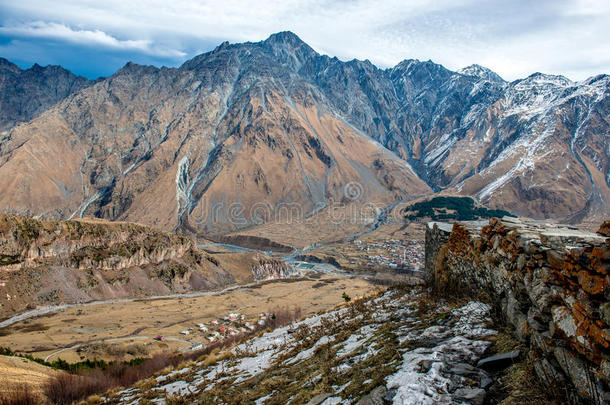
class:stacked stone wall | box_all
[425,218,610,404]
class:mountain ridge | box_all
[0,59,94,132]
[0,31,607,233]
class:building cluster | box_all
[353,239,424,271]
[172,312,270,350]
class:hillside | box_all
[102,288,558,404]
[0,32,606,236]
[0,355,60,401]
[0,214,292,320]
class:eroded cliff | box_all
[0,214,293,320]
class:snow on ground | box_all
[387,301,496,405]
[286,335,334,365]
[107,290,498,404]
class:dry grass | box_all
[0,355,60,397]
[484,328,566,404]
[496,357,565,405]
[0,384,42,405]
[0,275,373,363]
[42,306,303,404]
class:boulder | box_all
[453,387,486,405]
[356,386,387,405]
[476,351,520,370]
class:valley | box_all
[0,21,607,404]
[0,272,376,364]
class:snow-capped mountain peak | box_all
[458,64,505,83]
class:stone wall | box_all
[425,217,610,404]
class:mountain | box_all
[458,64,505,83]
[0,32,607,234]
[0,58,93,132]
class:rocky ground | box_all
[99,287,541,405]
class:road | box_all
[0,282,265,329]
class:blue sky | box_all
[0,0,608,80]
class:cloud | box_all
[0,0,608,80]
[0,21,185,57]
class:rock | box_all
[480,375,493,389]
[356,386,387,405]
[602,359,610,381]
[453,387,486,405]
[506,293,530,341]
[600,302,610,326]
[476,351,520,370]
[385,388,397,402]
[449,362,479,377]
[534,358,565,387]
[531,331,554,353]
[527,306,546,332]
[554,346,605,400]
[516,254,526,270]
[306,393,333,405]
[551,306,577,338]
[502,216,522,224]
[418,359,433,373]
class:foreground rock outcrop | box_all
[426,217,609,403]
[0,214,292,320]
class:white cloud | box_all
[0,0,608,80]
[0,21,185,57]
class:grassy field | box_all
[0,274,379,364]
[0,355,60,396]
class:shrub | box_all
[0,384,40,405]
[44,371,115,404]
[404,196,513,221]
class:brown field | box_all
[0,355,60,395]
[0,274,379,364]
[224,202,384,249]
[302,221,427,271]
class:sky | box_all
[0,0,608,81]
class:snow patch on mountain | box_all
[458,64,505,83]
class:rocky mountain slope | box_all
[0,58,93,132]
[103,289,551,405]
[0,32,607,232]
[0,214,292,320]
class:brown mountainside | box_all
[0,38,430,235]
[0,32,607,231]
